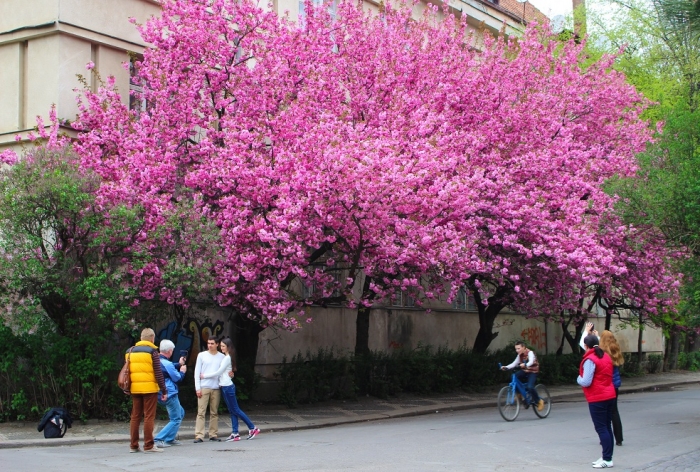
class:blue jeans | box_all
[588,399,615,461]
[154,394,185,443]
[515,370,540,404]
[221,384,254,434]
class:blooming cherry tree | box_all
[71,0,681,354]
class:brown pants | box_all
[130,393,158,450]
[195,388,221,439]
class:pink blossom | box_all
[68,0,681,333]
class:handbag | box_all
[118,347,134,394]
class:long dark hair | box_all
[219,337,237,372]
[584,335,604,359]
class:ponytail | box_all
[583,335,604,358]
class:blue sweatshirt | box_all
[159,355,185,397]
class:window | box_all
[390,286,416,308]
[452,286,477,311]
[129,56,147,113]
[298,0,337,25]
[301,278,316,299]
[405,292,416,308]
[301,263,341,302]
[452,286,467,310]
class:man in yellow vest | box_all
[128,328,168,453]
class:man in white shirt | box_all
[501,341,544,411]
[193,336,225,442]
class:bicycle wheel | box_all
[533,384,551,418]
[497,386,520,421]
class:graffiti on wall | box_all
[520,326,546,350]
[494,318,515,329]
[156,318,225,367]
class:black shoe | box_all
[209,437,221,442]
[193,438,203,443]
[616,442,622,446]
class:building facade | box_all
[0,0,547,151]
[2,1,659,377]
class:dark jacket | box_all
[613,365,622,389]
[37,407,73,438]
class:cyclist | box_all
[501,341,545,411]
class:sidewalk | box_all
[1,371,698,449]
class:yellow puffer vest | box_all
[126,341,159,394]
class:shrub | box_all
[0,322,125,422]
[678,351,700,371]
[276,348,355,407]
[620,353,643,377]
[646,354,663,374]
[538,353,581,385]
[276,344,580,407]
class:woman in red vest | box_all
[578,335,617,469]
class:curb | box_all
[0,379,697,449]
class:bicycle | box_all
[497,364,551,421]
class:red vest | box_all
[519,349,539,374]
[579,349,616,403]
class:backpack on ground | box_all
[37,407,73,439]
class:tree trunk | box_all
[556,334,566,356]
[40,292,73,336]
[668,330,680,370]
[637,313,644,365]
[471,285,509,353]
[687,331,698,352]
[558,286,594,355]
[567,321,585,354]
[354,275,374,357]
[230,311,264,366]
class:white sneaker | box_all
[592,460,613,468]
[592,458,603,465]
[144,445,164,453]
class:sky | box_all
[527,0,573,19]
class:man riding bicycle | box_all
[501,341,545,411]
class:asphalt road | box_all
[2,384,699,471]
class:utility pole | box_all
[573,0,587,38]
